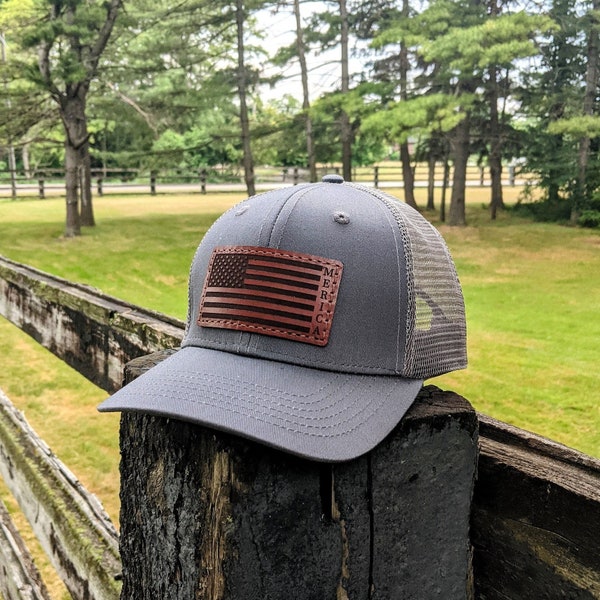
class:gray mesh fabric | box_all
[365,188,467,379]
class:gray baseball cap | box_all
[98,175,467,461]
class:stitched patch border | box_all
[198,246,343,346]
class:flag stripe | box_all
[200,307,312,332]
[202,298,314,321]
[248,256,323,273]
[243,283,317,301]
[244,277,319,296]
[205,289,314,311]
[246,259,323,280]
[244,271,320,291]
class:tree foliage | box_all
[2,0,600,227]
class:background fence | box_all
[0,163,532,199]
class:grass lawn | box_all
[0,187,599,538]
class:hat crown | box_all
[183,181,466,379]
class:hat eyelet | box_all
[333,211,350,225]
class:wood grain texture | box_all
[0,389,121,600]
[0,256,183,393]
[119,351,478,599]
[472,414,600,599]
[0,496,51,600]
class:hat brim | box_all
[97,347,423,462]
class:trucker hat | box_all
[98,175,467,461]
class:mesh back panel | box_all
[377,195,467,379]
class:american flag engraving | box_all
[198,246,343,346]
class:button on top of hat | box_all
[322,174,344,184]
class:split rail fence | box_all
[0,255,598,599]
[0,164,531,199]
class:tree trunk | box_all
[22,142,31,179]
[61,90,91,236]
[441,153,450,223]
[575,0,600,222]
[60,91,88,237]
[400,142,417,208]
[63,144,80,237]
[236,0,255,197]
[427,153,436,211]
[448,113,470,226]
[80,141,95,226]
[399,0,417,208]
[339,0,352,182]
[488,0,504,220]
[488,64,504,220]
[294,0,317,183]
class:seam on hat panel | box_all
[348,186,420,375]
[271,186,315,249]
[346,183,412,375]
[375,196,415,375]
[183,336,401,374]
[256,185,312,248]
[368,193,405,374]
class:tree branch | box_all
[106,82,159,136]
[89,0,124,78]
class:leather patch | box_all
[198,246,343,346]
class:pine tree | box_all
[20,0,123,235]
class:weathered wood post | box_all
[117,351,478,600]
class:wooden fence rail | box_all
[0,255,599,599]
[0,163,530,199]
[0,492,51,600]
[0,388,121,600]
[0,255,184,394]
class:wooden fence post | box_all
[38,178,45,199]
[117,350,478,600]
[150,170,157,195]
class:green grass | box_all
[0,194,246,316]
[0,190,599,492]
[431,208,600,455]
